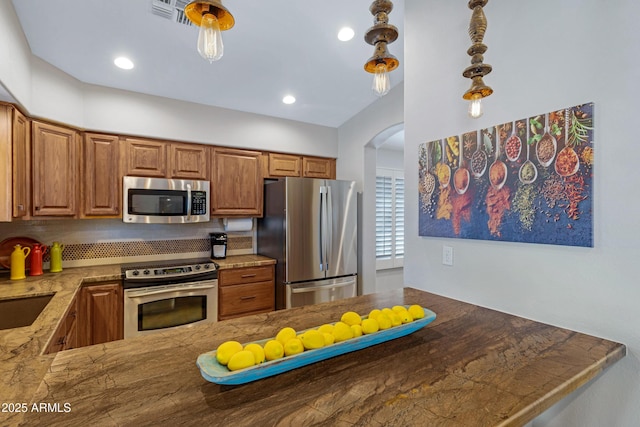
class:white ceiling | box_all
[10,0,404,128]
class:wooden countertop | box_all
[7,288,625,426]
[0,254,275,426]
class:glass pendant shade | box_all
[197,13,224,62]
[372,63,390,97]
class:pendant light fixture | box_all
[463,0,493,118]
[364,0,399,97]
[184,0,235,63]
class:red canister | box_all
[29,243,47,276]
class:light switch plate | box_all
[442,245,453,266]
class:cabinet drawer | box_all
[218,281,275,319]
[219,266,274,285]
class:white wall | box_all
[338,82,404,295]
[0,0,31,108]
[376,147,404,170]
[0,2,337,158]
[404,1,640,426]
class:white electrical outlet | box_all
[442,245,453,266]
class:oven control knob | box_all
[143,269,150,275]
[132,270,139,276]
[204,264,210,269]
[195,265,201,270]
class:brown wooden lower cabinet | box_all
[78,281,123,347]
[45,295,78,354]
[218,265,275,321]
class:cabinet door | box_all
[170,143,208,180]
[0,105,11,222]
[79,282,123,346]
[82,133,120,217]
[211,147,263,216]
[122,138,167,177]
[32,121,78,216]
[267,152,302,177]
[302,156,336,179]
[12,108,30,218]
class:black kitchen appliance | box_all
[210,233,227,259]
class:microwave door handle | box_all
[126,284,215,298]
[186,183,192,222]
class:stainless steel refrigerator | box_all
[257,177,358,309]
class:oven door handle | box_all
[126,283,216,298]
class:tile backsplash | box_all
[0,218,254,269]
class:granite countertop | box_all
[0,254,275,426]
[3,287,625,426]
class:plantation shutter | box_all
[376,169,404,269]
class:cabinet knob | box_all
[35,206,40,211]
[17,204,24,211]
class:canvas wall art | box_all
[418,102,594,247]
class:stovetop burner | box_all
[121,258,218,288]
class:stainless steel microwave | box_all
[123,176,210,223]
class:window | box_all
[376,168,404,269]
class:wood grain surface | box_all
[20,288,625,426]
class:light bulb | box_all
[468,94,483,118]
[197,13,224,62]
[372,63,390,97]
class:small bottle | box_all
[49,242,65,273]
[10,244,31,280]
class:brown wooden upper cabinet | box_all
[0,104,30,221]
[122,137,167,178]
[82,133,120,218]
[302,156,336,179]
[263,152,336,179]
[267,152,302,177]
[169,142,208,180]
[211,147,263,217]
[122,137,209,180]
[31,121,79,217]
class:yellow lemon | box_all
[408,305,425,319]
[351,324,363,338]
[361,318,379,334]
[392,305,409,314]
[377,314,392,330]
[332,321,354,342]
[283,338,304,356]
[368,309,382,320]
[275,327,297,346]
[398,311,414,324]
[340,311,362,326]
[227,350,256,371]
[215,340,243,366]
[244,343,266,364]
[264,339,284,361]
[322,332,335,345]
[300,329,325,350]
[381,308,394,317]
[318,324,334,335]
[388,312,402,327]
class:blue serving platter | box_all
[196,307,436,385]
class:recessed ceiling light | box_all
[337,27,355,42]
[114,57,134,70]
[282,95,296,105]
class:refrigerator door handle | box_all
[325,184,332,271]
[319,186,327,271]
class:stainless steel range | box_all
[122,259,218,338]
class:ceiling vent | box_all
[151,0,193,26]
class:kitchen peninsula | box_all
[1,275,624,426]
